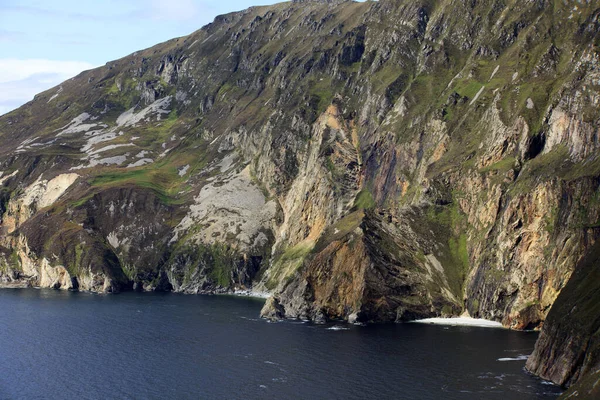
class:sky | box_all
[0,0,292,116]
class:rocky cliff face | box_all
[0,0,599,389]
[525,241,600,394]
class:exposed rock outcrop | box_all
[0,0,599,390]
[526,242,600,390]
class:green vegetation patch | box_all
[266,240,315,290]
[314,210,364,254]
[86,142,210,206]
[354,189,376,210]
[511,146,570,194]
[205,243,237,287]
[372,64,406,93]
[479,157,517,173]
[455,80,484,99]
[308,77,335,116]
[90,168,179,204]
[422,201,470,298]
[169,242,238,288]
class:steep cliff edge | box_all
[0,0,599,389]
[526,241,600,395]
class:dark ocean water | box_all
[0,289,562,399]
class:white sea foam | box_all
[412,317,504,328]
[497,355,530,362]
[233,289,271,299]
[327,326,350,331]
[238,316,259,322]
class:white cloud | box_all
[0,59,95,116]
